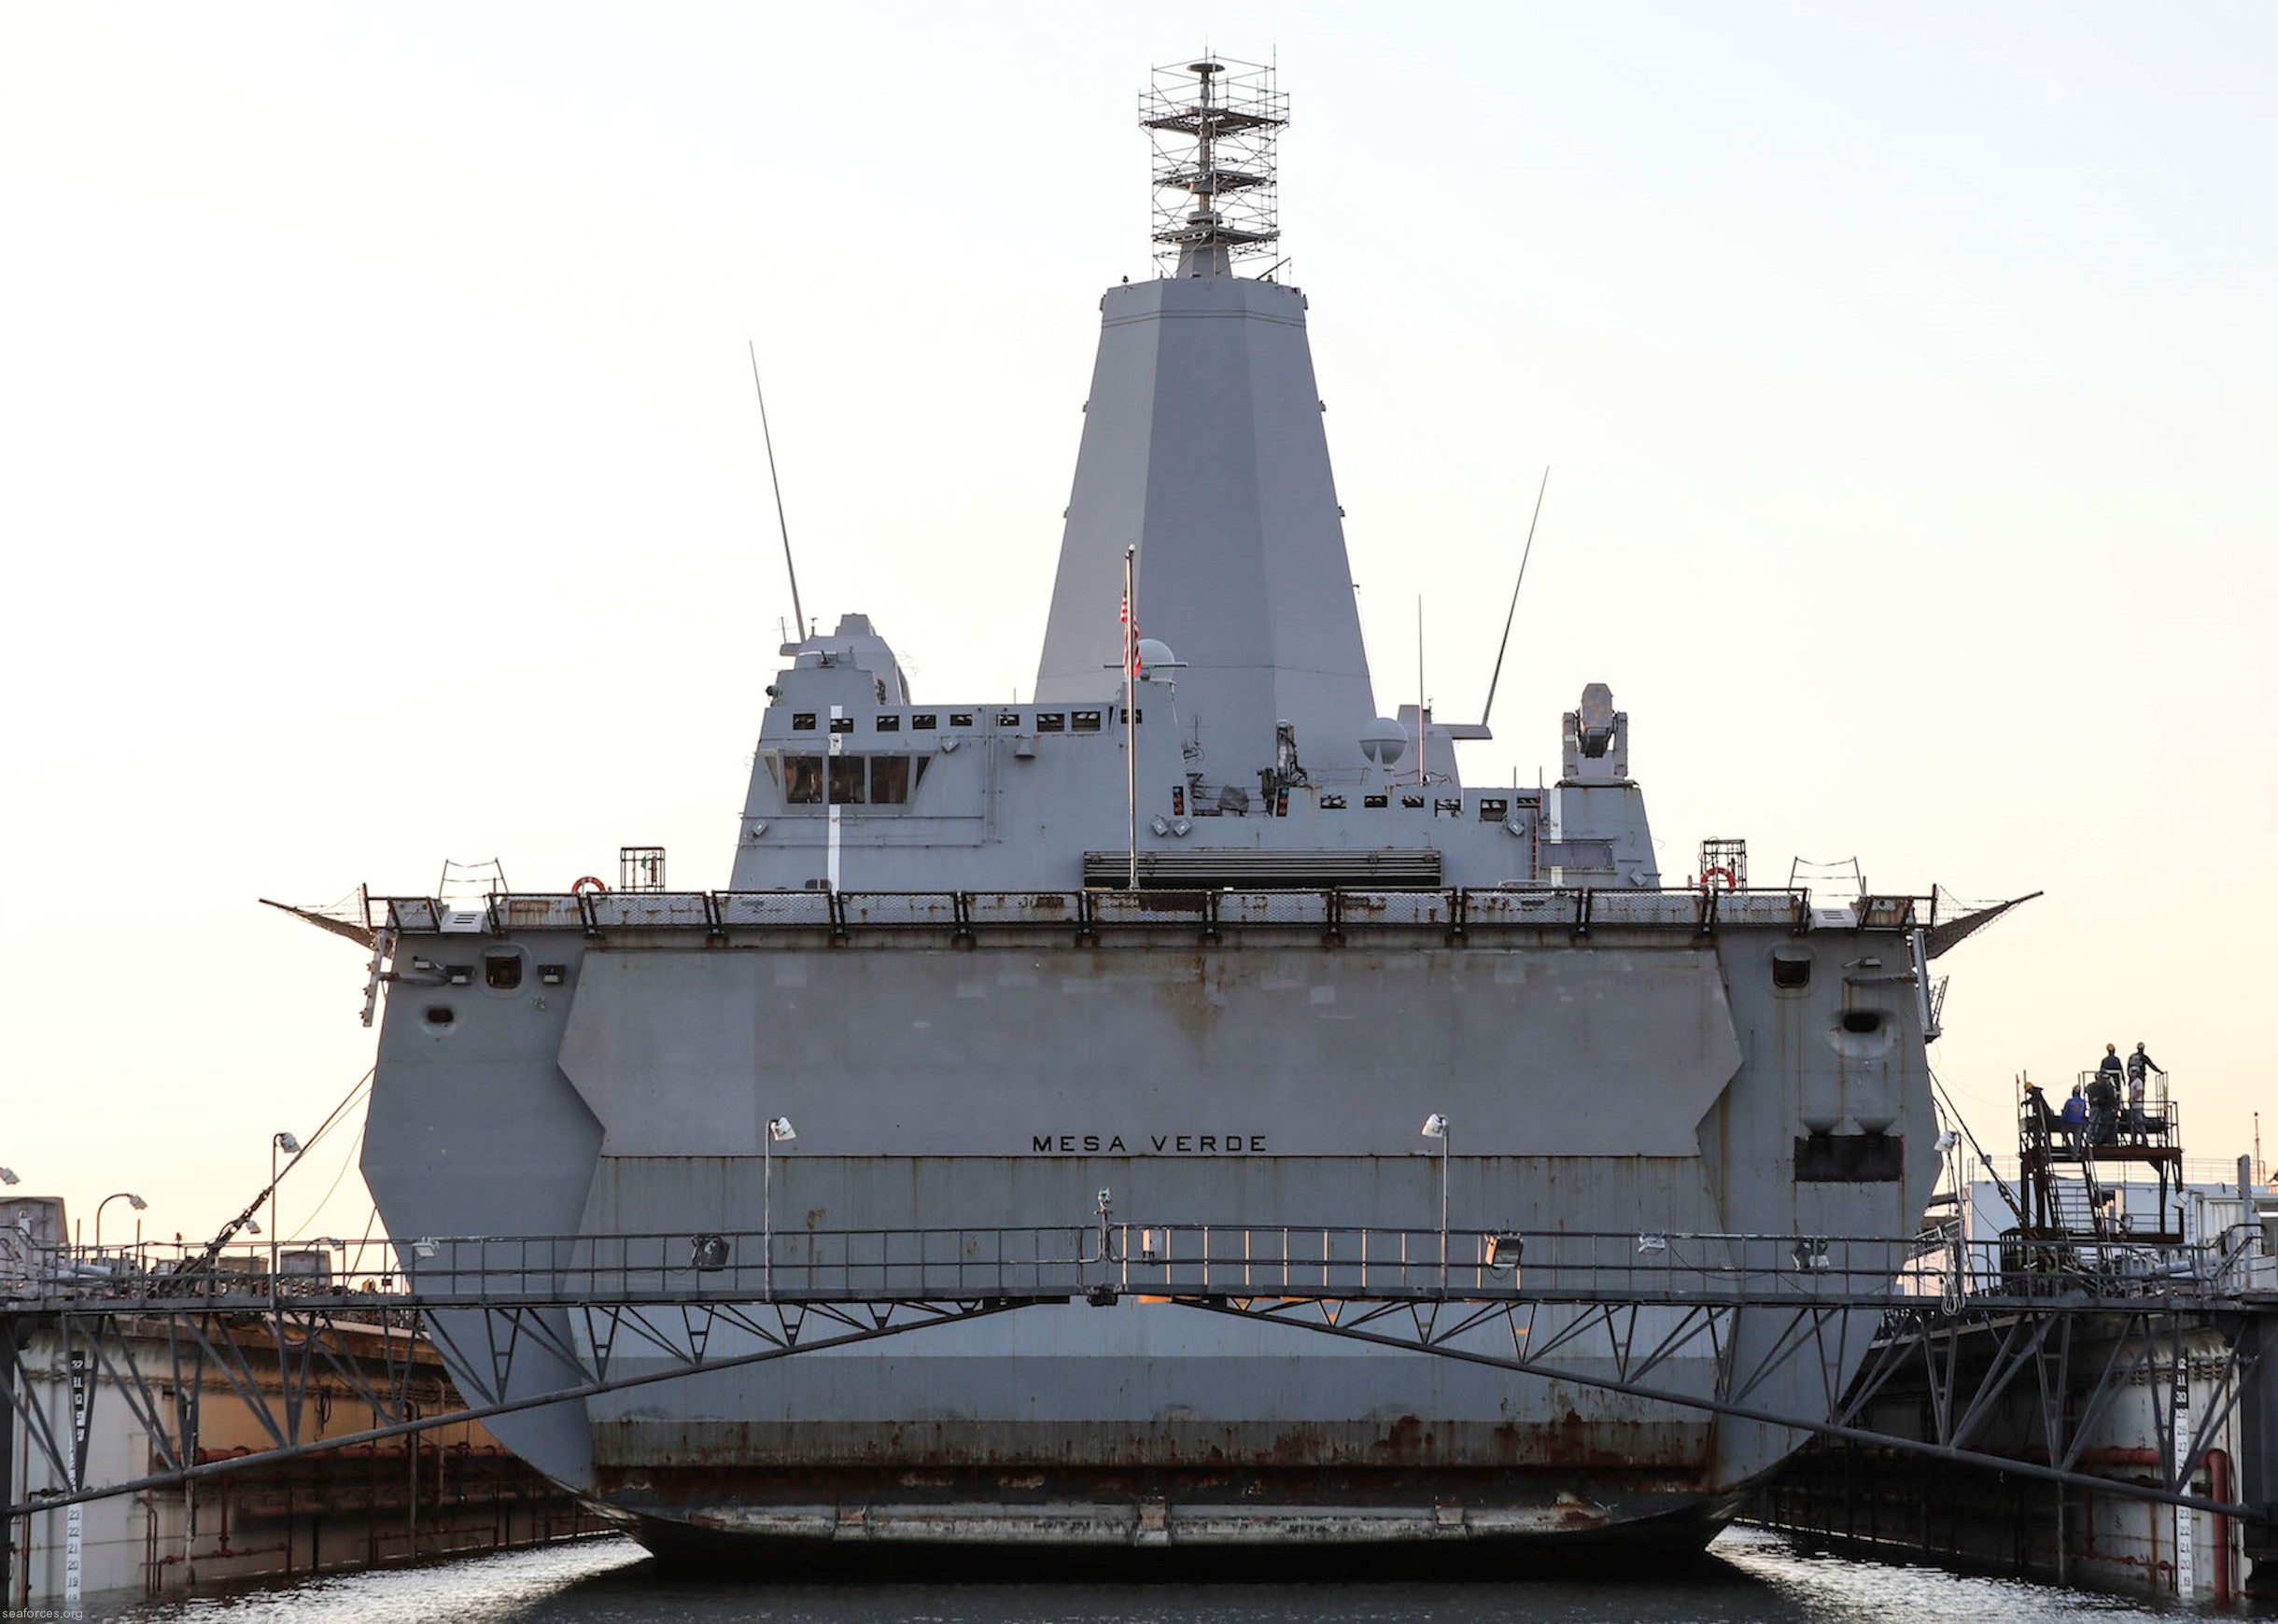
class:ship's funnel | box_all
[1034,59,1376,774]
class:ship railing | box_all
[22,1225,2247,1311]
[359,886,1947,941]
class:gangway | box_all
[6,1215,2271,1547]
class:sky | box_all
[3,3,2273,1252]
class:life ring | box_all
[570,875,610,896]
[1701,865,1737,892]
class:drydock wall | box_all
[2244,1310,2278,1598]
[5,1318,609,1611]
[1750,1312,2271,1603]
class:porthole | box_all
[483,952,524,992]
[1771,948,1812,991]
[1841,1009,1883,1034]
[423,1005,457,1033]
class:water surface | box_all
[103,1526,2179,1624]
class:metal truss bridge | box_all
[6,1218,2273,1530]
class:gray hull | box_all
[619,1491,1754,1575]
[359,901,1939,1560]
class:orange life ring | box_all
[570,875,609,895]
[1701,865,1737,891]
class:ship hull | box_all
[615,1484,1752,1575]
[360,892,1939,1565]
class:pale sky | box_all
[4,4,2272,1250]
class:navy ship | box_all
[314,58,1961,1566]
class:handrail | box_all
[363,885,1933,939]
[9,1221,2263,1314]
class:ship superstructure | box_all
[341,59,1955,1563]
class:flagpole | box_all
[1123,545,1138,891]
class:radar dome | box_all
[1358,717,1407,766]
[1135,638,1177,677]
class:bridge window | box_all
[875,713,901,733]
[912,713,937,730]
[829,756,866,804]
[1036,712,1066,733]
[784,756,823,804]
[871,756,911,805]
[949,711,975,727]
[791,713,817,732]
[1073,709,1103,733]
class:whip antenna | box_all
[1481,466,1549,727]
[748,340,809,639]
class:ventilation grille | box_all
[1082,848,1442,890]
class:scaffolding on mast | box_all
[1141,56,1288,275]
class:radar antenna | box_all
[748,340,808,642]
[1481,467,1550,727]
[1143,56,1288,276]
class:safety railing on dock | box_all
[8,1219,2269,1314]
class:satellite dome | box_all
[1358,716,1407,765]
[1135,638,1177,677]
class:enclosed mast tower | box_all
[1034,59,1381,779]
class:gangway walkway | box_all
[6,1216,2273,1536]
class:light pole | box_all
[763,1115,796,1298]
[271,1131,301,1289]
[1421,1113,1450,1292]
[93,1192,146,1248]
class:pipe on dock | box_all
[2211,1448,2235,1607]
